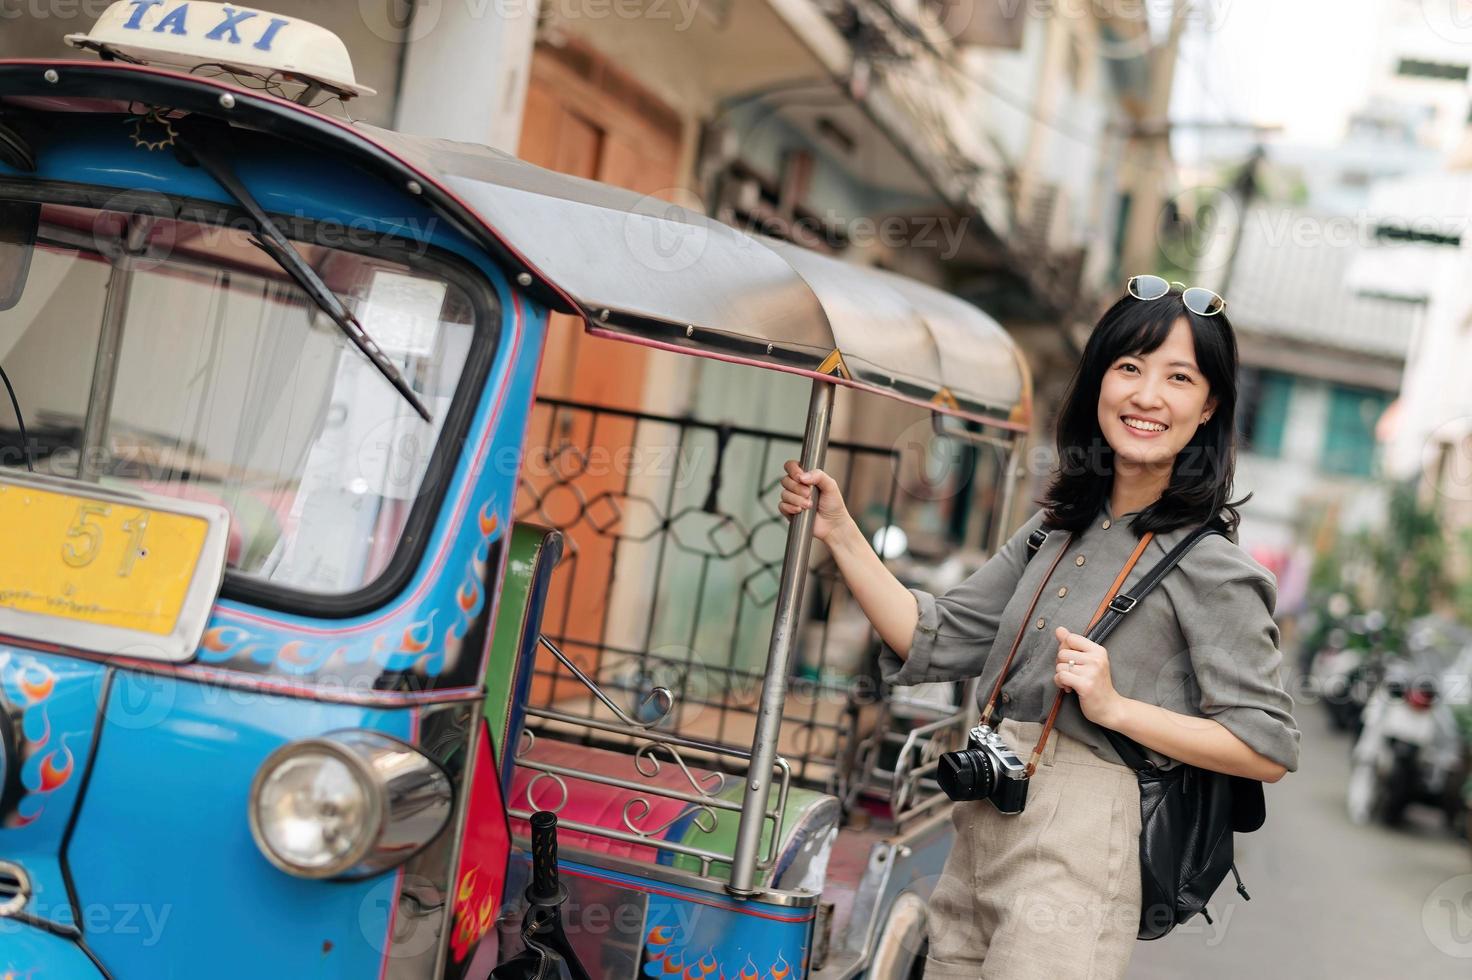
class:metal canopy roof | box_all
[369,129,1030,430]
[0,60,1031,430]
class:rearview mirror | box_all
[0,201,39,313]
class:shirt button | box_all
[1057,586,1068,598]
[1102,519,1112,530]
[1035,617,1046,629]
[1075,555,1086,567]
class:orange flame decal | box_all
[401,620,433,654]
[770,951,790,980]
[39,743,74,791]
[647,926,673,946]
[458,580,479,612]
[478,504,498,536]
[201,626,248,653]
[18,666,54,702]
[456,868,479,903]
[477,892,496,932]
[278,642,310,665]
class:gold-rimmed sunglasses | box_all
[1127,274,1226,317]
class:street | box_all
[1129,684,1472,979]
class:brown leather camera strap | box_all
[979,535,1072,728]
[979,528,1156,777]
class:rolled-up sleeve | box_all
[876,509,1043,687]
[1183,573,1302,772]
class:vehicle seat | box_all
[484,522,564,791]
[509,736,840,890]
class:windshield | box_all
[0,199,487,598]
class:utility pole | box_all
[1119,0,1190,278]
[1213,144,1264,298]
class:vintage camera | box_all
[936,723,1030,813]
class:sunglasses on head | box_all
[1127,274,1226,317]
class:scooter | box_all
[1310,609,1388,734]
[1347,618,1471,829]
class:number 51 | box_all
[62,504,150,576]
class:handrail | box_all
[536,634,673,730]
[515,635,792,881]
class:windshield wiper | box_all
[178,131,433,423]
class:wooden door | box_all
[514,42,684,708]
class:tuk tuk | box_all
[0,4,1033,977]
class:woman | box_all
[778,281,1301,979]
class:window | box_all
[1320,384,1393,478]
[1396,58,1469,81]
[0,199,492,599]
[1238,368,1294,458]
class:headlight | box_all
[248,730,452,879]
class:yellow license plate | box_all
[0,481,210,636]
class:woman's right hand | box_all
[777,459,851,543]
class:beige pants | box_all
[923,718,1143,980]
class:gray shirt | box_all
[878,500,1302,772]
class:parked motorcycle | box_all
[1309,608,1388,734]
[1346,617,1471,829]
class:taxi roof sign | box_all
[65,1,375,99]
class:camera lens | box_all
[937,748,996,801]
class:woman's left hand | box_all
[1053,626,1126,726]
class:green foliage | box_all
[1364,481,1449,647]
[1304,481,1448,652]
[1455,527,1472,627]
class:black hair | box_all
[1039,288,1250,536]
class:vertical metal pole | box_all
[727,377,834,897]
[79,217,149,482]
[961,438,1023,731]
[991,436,1025,553]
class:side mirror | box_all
[0,201,40,313]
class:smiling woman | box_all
[781,280,1299,979]
[1047,285,1246,536]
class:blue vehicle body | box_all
[0,53,975,979]
[0,83,548,976]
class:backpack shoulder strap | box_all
[1087,517,1229,772]
[1025,527,1048,563]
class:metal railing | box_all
[513,396,906,793]
[509,634,790,879]
[511,394,1003,874]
